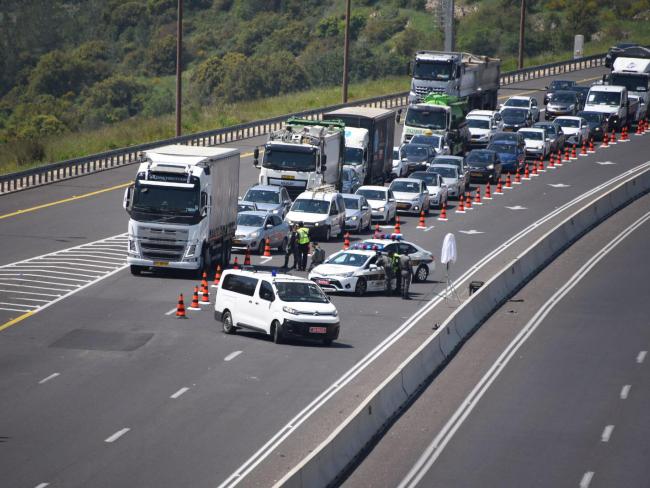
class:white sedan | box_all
[308,249,395,296]
[389,178,431,215]
[356,185,397,224]
[352,238,436,282]
[554,116,590,146]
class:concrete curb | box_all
[275,167,650,488]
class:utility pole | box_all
[444,0,454,52]
[518,0,526,69]
[175,0,183,137]
[342,0,351,103]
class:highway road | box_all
[0,65,647,488]
[344,188,650,488]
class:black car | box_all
[500,108,532,132]
[533,121,566,152]
[566,86,590,111]
[604,43,650,68]
[577,111,608,141]
[543,79,577,104]
[399,143,436,173]
[465,149,502,184]
[545,90,580,120]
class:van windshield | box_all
[291,199,330,214]
[587,91,621,106]
[276,282,329,303]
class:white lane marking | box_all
[3,267,100,278]
[104,427,130,443]
[0,282,76,292]
[0,301,37,308]
[601,425,614,442]
[170,387,190,399]
[0,307,32,312]
[505,205,527,210]
[459,229,484,235]
[165,308,177,316]
[9,278,80,288]
[260,257,272,264]
[548,183,571,188]
[396,210,650,488]
[11,297,50,303]
[580,471,595,488]
[3,273,90,283]
[620,385,631,399]
[218,163,650,488]
[637,350,647,363]
[0,289,61,297]
[596,161,616,165]
[34,483,50,488]
[225,350,243,361]
[38,373,60,384]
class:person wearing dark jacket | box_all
[308,242,325,271]
[283,224,300,270]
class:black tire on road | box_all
[222,311,235,334]
[415,264,429,282]
[272,320,283,344]
[130,265,143,276]
[355,277,367,296]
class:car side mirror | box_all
[201,207,208,217]
[369,264,378,270]
[361,205,369,210]
[265,224,273,229]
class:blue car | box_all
[487,141,525,174]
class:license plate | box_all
[397,203,409,209]
[281,175,295,180]
[233,240,242,246]
[309,326,327,334]
[317,279,329,285]
[153,261,169,266]
[471,172,482,177]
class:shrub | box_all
[146,35,178,76]
[81,75,148,126]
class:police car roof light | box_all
[271,268,277,277]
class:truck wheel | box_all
[272,320,283,344]
[130,265,143,276]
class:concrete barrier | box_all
[275,167,650,488]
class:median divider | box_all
[275,167,650,488]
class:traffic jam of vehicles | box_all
[123,45,650,347]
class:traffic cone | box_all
[556,150,563,166]
[465,192,473,209]
[438,204,448,221]
[374,223,380,238]
[212,264,222,288]
[514,168,522,184]
[564,147,570,162]
[417,211,426,228]
[176,294,187,318]
[394,215,401,233]
[244,247,251,266]
[188,286,201,310]
[641,119,647,134]
[474,187,482,205]
[548,153,556,169]
[570,144,577,160]
[531,161,538,177]
[201,282,210,304]
[538,156,545,172]
[456,196,466,213]
[495,178,504,194]
[636,122,643,135]
[601,132,609,148]
[523,164,531,180]
[484,182,492,199]
[621,127,629,142]
[505,174,513,188]
[610,129,617,144]
[201,272,209,292]
[580,141,587,156]
[588,139,595,153]
[233,256,239,269]
[343,232,351,249]
[263,238,272,257]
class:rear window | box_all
[222,274,258,296]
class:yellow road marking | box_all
[0,182,131,221]
[497,75,604,100]
[0,311,34,332]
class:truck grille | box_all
[414,86,443,102]
[138,226,188,261]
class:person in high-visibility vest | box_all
[296,222,311,271]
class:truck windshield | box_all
[405,107,447,130]
[275,282,329,303]
[611,73,649,92]
[263,149,316,171]
[290,199,330,214]
[344,147,364,165]
[131,183,200,223]
[587,91,621,106]
[413,61,453,81]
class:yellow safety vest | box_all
[297,227,310,245]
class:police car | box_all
[308,249,396,296]
[354,237,435,282]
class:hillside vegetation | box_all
[1,0,649,173]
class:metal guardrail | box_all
[0,53,606,195]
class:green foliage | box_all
[362,7,407,44]
[81,75,149,126]
[146,35,178,76]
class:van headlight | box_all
[283,306,300,315]
[487,164,494,170]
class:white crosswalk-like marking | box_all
[0,234,128,316]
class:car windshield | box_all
[275,282,329,303]
[236,214,264,227]
[411,134,442,147]
[326,252,370,267]
[550,93,576,103]
[520,131,543,140]
[357,189,386,201]
[579,113,602,123]
[413,60,453,81]
[556,118,580,128]
[410,172,438,186]
[587,91,621,106]
[505,98,530,108]
[467,118,490,129]
[501,109,527,122]
[489,143,516,154]
[243,188,280,204]
[401,144,429,159]
[466,151,493,164]
[550,80,574,90]
[263,148,316,171]
[405,106,446,130]
[492,133,519,143]
[344,147,364,165]
[343,197,359,209]
[430,166,457,178]
[390,181,420,193]
[290,199,330,214]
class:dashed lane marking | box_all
[579,471,595,488]
[637,350,647,363]
[225,351,243,361]
[38,373,60,384]
[170,387,190,399]
[620,385,631,399]
[104,427,130,443]
[601,425,614,442]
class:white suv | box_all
[284,186,346,241]
[214,269,340,346]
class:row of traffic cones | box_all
[176,271,212,318]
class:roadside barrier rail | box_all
[0,53,606,195]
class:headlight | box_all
[378,206,385,211]
[351,216,358,221]
[282,306,300,315]
[314,222,320,227]
[271,209,280,214]
[337,271,355,278]
[249,230,260,239]
[332,309,338,317]
[128,239,137,252]
[569,105,575,110]
[487,164,494,170]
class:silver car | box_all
[342,193,372,232]
[241,185,292,218]
[429,164,462,200]
[389,178,431,215]
[428,156,467,198]
[233,211,290,254]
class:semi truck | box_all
[399,93,471,155]
[256,117,345,199]
[607,56,649,124]
[342,126,370,184]
[123,144,239,276]
[322,107,395,185]
[408,51,501,109]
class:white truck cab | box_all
[343,127,370,184]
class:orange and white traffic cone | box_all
[495,178,504,194]
[610,129,617,144]
[621,127,629,142]
[580,141,587,156]
[233,256,239,269]
[523,164,531,181]
[244,247,251,266]
[601,132,609,148]
[263,238,272,257]
[556,149,563,166]
[505,174,513,188]
[484,182,492,200]
[548,153,556,169]
[570,144,577,160]
[532,160,539,177]
[465,192,473,209]
[474,187,482,205]
[176,294,187,319]
[201,282,210,305]
[343,232,351,249]
[188,286,201,310]
[514,168,522,184]
[636,122,643,135]
[538,156,545,172]
[201,272,209,292]
[417,211,426,229]
[588,138,595,153]
[394,215,401,233]
[212,264,222,288]
[456,196,466,213]
[438,204,448,221]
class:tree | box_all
[145,35,178,76]
[81,75,148,126]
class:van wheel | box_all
[415,265,429,282]
[324,226,331,241]
[355,277,367,296]
[130,265,143,276]
[272,320,283,344]
[222,311,235,334]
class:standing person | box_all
[391,251,401,296]
[283,224,299,270]
[376,251,393,295]
[398,252,413,299]
[296,222,311,271]
[308,242,325,271]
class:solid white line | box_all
[165,308,177,316]
[637,350,647,363]
[104,427,130,443]
[38,373,60,384]
[0,306,31,312]
[620,384,631,399]
[0,289,61,297]
[580,471,595,488]
[170,387,190,399]
[601,425,614,442]
[397,210,650,488]
[219,165,650,488]
[0,301,38,308]
[225,351,243,361]
[34,483,50,488]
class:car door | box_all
[254,280,275,333]
[531,98,539,120]
[387,190,397,217]
[231,275,259,328]
[364,255,385,291]
[280,187,291,216]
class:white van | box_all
[214,269,340,345]
[284,186,346,241]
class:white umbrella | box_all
[440,232,457,265]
